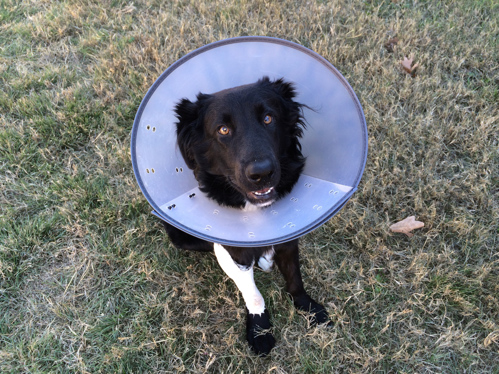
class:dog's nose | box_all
[246,159,274,183]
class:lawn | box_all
[0,0,498,372]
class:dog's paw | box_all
[294,295,333,327]
[246,309,276,356]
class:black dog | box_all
[163,77,330,355]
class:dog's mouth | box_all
[247,186,276,202]
[226,176,278,206]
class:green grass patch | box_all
[0,0,497,372]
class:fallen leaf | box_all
[484,331,498,347]
[401,56,419,77]
[384,37,398,52]
[389,216,424,237]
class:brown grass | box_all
[0,0,498,373]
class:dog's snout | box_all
[246,159,274,183]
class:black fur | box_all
[163,77,330,355]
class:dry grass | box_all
[1,0,498,372]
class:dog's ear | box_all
[174,97,203,170]
[267,77,297,101]
[175,98,199,128]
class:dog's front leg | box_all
[274,240,331,326]
[213,244,275,355]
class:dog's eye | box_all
[263,115,273,125]
[218,125,230,135]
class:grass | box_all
[0,0,498,372]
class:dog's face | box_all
[175,77,305,208]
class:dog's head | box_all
[174,77,306,208]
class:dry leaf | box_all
[484,331,498,347]
[384,37,398,52]
[401,56,419,77]
[389,216,424,237]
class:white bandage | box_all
[214,243,265,315]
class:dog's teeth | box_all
[254,187,273,196]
